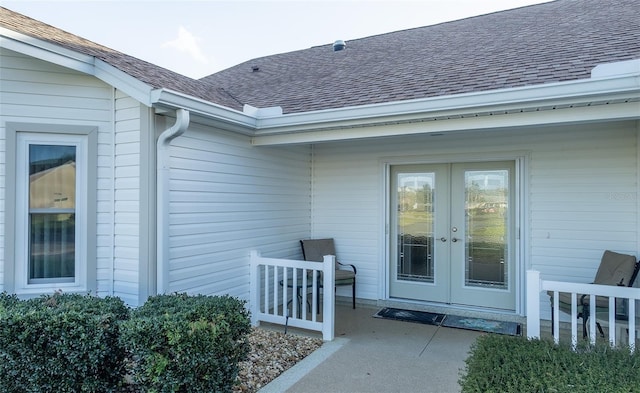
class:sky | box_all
[3,0,552,79]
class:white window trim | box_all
[5,123,97,296]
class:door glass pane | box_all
[465,170,508,288]
[28,145,76,283]
[397,173,435,283]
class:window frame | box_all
[5,123,97,295]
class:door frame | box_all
[380,151,529,315]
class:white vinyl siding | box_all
[109,93,146,306]
[0,48,108,295]
[0,49,150,305]
[166,123,311,300]
[311,122,639,311]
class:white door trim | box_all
[380,150,529,315]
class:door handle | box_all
[440,237,447,242]
[451,237,460,243]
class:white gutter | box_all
[252,71,640,135]
[156,109,190,294]
[150,89,257,134]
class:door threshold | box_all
[379,298,523,323]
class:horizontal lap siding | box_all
[529,127,638,283]
[311,149,381,300]
[111,93,142,306]
[312,122,638,308]
[0,49,115,294]
[167,124,311,300]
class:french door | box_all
[389,161,516,310]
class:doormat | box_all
[373,307,445,326]
[441,314,521,336]
[373,308,521,336]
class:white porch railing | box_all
[249,250,335,341]
[527,270,638,350]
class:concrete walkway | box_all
[261,304,483,393]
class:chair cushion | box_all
[593,250,637,286]
[335,269,355,282]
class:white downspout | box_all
[156,109,190,294]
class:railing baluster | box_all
[609,297,616,345]
[291,267,298,319]
[301,268,308,319]
[553,290,560,344]
[311,269,318,322]
[629,301,635,353]
[282,267,288,317]
[571,292,577,349]
[589,294,597,345]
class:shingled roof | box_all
[201,0,640,114]
[0,6,241,110]
[2,1,639,117]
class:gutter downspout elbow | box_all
[156,109,190,294]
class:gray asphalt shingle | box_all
[3,0,639,115]
[201,0,640,114]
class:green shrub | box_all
[0,292,130,393]
[122,293,251,393]
[460,334,640,392]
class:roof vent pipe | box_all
[333,40,346,51]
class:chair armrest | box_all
[337,261,357,274]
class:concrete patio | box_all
[260,303,485,393]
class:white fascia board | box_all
[254,73,640,136]
[150,88,257,133]
[93,59,154,105]
[252,100,640,145]
[0,28,94,74]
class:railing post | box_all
[526,270,541,339]
[322,255,335,341]
[249,250,260,327]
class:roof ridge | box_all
[307,0,557,50]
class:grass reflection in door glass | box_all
[397,173,435,283]
[465,170,508,289]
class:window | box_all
[27,144,78,283]
[6,124,97,295]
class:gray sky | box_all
[4,0,552,78]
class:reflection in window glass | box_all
[465,170,508,289]
[397,173,435,283]
[28,145,76,283]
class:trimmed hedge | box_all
[0,292,129,392]
[459,334,640,393]
[122,293,251,393]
